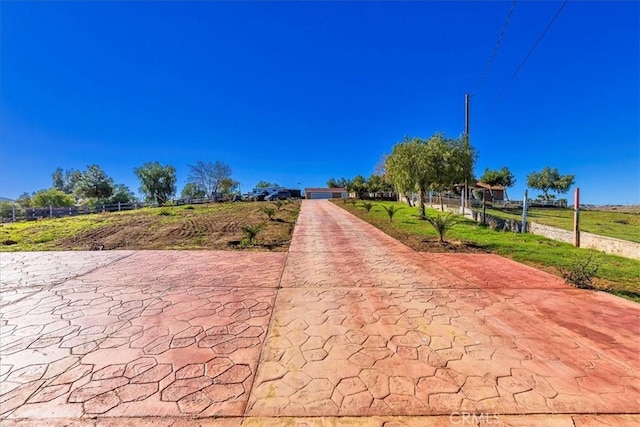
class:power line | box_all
[473,0,518,94]
[487,0,569,109]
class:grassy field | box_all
[0,201,300,252]
[477,206,640,243]
[335,200,640,302]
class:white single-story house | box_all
[305,188,348,199]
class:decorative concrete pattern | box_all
[1,251,282,419]
[247,288,639,416]
[66,251,287,289]
[251,201,640,417]
[1,200,639,424]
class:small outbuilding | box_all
[305,188,348,200]
[473,182,506,201]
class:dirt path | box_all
[1,200,638,425]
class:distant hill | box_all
[0,197,14,203]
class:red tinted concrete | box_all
[1,251,283,420]
[1,200,639,425]
[249,201,640,418]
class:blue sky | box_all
[1,1,638,204]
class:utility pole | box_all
[465,93,470,136]
[463,94,471,212]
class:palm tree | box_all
[241,223,265,246]
[425,213,459,243]
[381,205,402,222]
[260,207,276,220]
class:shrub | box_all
[274,200,286,210]
[158,208,174,216]
[241,223,265,246]
[183,205,195,210]
[381,205,402,222]
[260,207,276,220]
[612,218,629,225]
[425,213,460,243]
[361,202,374,212]
[560,255,600,289]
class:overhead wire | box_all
[487,0,570,109]
[473,0,518,95]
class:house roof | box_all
[305,188,348,193]
[475,182,505,190]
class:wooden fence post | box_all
[521,190,528,233]
[482,190,486,225]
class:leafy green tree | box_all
[419,135,450,217]
[15,192,32,207]
[327,178,339,188]
[256,181,280,188]
[75,165,114,202]
[32,189,75,207]
[448,134,477,193]
[134,162,177,205]
[367,173,394,196]
[527,167,575,201]
[330,177,352,191]
[52,168,82,194]
[386,133,477,218]
[386,140,418,207]
[220,178,239,197]
[480,167,516,200]
[52,168,65,191]
[108,184,137,204]
[367,174,382,196]
[181,182,206,199]
[187,160,232,195]
[351,175,367,198]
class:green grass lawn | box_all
[477,206,640,243]
[336,200,640,303]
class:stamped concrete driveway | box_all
[1,200,638,426]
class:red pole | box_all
[574,188,580,247]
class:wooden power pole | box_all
[465,93,470,136]
[463,94,471,213]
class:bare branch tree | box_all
[187,160,232,195]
